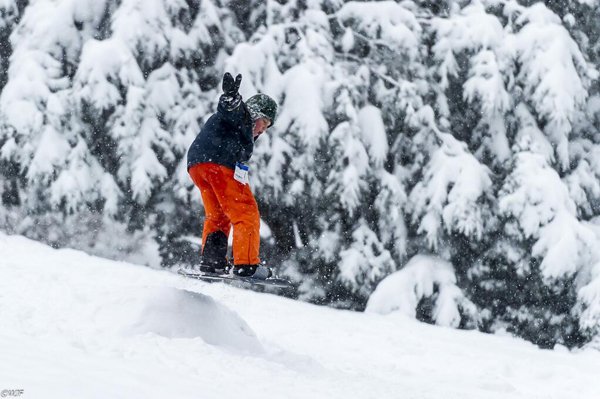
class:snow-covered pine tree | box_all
[220,0,429,306]
[497,1,600,348]
[0,0,243,262]
[0,0,26,216]
[474,123,597,347]
[0,0,122,246]
[3,0,600,349]
[70,0,244,265]
[0,0,25,90]
[223,3,340,302]
[451,1,600,347]
[393,1,499,331]
[362,0,600,346]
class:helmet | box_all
[246,94,278,127]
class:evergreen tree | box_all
[0,0,27,213]
[0,0,242,263]
[3,0,600,348]
[0,0,119,220]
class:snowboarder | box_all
[187,72,278,279]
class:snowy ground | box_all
[1,233,599,399]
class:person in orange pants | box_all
[188,163,260,267]
[187,72,277,279]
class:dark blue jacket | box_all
[187,94,254,171]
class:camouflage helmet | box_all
[246,94,278,127]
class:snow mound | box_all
[96,286,263,353]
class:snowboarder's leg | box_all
[201,164,261,267]
[189,164,231,271]
[229,196,260,266]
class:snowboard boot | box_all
[200,231,229,274]
[199,260,230,275]
[233,264,273,279]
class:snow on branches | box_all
[339,220,395,299]
[0,0,119,212]
[366,255,476,328]
[4,0,600,348]
[507,2,598,169]
[499,133,597,280]
[1,0,238,212]
[409,124,493,250]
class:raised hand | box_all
[222,72,242,96]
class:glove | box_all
[222,72,242,96]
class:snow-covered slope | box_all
[1,233,599,399]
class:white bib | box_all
[234,163,249,185]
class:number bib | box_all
[234,163,249,185]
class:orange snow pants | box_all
[189,163,260,265]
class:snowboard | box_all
[177,268,293,288]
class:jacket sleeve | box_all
[217,93,245,126]
[237,103,254,164]
[217,94,254,163]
